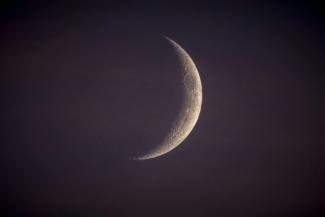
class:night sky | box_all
[1,1,325,216]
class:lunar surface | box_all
[133,37,203,160]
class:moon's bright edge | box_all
[132,37,203,160]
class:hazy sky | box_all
[2,1,324,216]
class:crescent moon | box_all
[133,37,203,160]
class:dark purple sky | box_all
[1,1,325,216]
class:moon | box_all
[133,37,203,160]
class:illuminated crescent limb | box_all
[132,37,203,160]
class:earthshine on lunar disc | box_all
[133,37,203,160]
